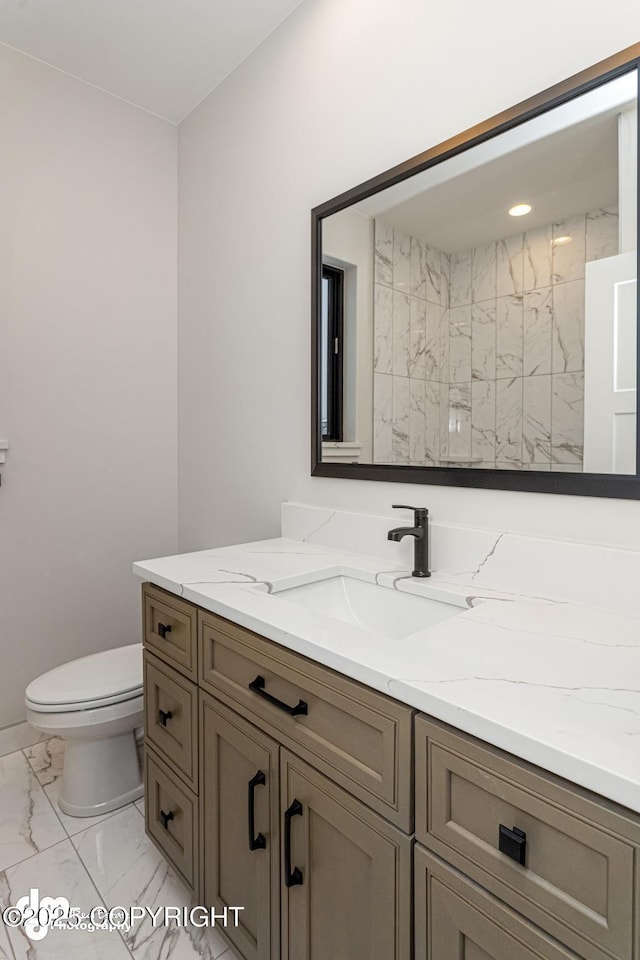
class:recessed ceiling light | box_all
[508,203,532,217]
[553,235,573,245]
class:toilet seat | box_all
[25,644,143,714]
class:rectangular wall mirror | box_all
[311,46,640,498]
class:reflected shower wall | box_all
[372,210,619,471]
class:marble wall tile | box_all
[497,233,524,297]
[409,297,426,379]
[392,290,411,377]
[426,244,443,304]
[523,374,551,462]
[524,225,553,290]
[439,383,450,458]
[495,377,523,462]
[373,373,393,462]
[373,283,393,374]
[448,383,472,458]
[496,295,523,378]
[374,219,393,286]
[410,236,427,299]
[439,308,450,380]
[449,305,472,383]
[409,379,426,463]
[551,463,583,472]
[471,241,496,303]
[471,301,496,380]
[552,215,586,283]
[471,380,496,462]
[449,250,472,307]
[586,207,619,262]
[393,229,411,293]
[392,377,410,462]
[552,372,584,464]
[521,462,551,471]
[552,279,585,373]
[424,301,442,381]
[425,380,441,462]
[441,251,450,307]
[523,287,552,376]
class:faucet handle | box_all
[392,504,428,517]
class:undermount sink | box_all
[270,575,465,640]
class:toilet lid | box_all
[25,644,143,710]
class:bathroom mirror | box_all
[311,46,640,498]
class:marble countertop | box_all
[133,537,640,815]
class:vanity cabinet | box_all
[415,717,640,960]
[142,583,413,960]
[415,847,580,960]
[142,582,640,960]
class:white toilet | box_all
[25,644,144,817]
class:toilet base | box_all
[58,730,143,817]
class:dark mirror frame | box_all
[311,43,640,499]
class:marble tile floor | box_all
[0,736,239,960]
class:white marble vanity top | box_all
[134,526,640,816]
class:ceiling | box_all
[0,0,305,122]
[375,113,619,253]
[348,71,636,253]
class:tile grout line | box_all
[71,832,137,960]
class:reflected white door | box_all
[583,251,637,473]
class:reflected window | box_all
[320,264,344,440]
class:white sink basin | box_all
[270,575,464,640]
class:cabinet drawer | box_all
[415,845,580,960]
[144,652,198,789]
[145,747,199,896]
[143,583,197,681]
[416,717,639,960]
[200,611,413,831]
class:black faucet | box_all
[387,505,430,578]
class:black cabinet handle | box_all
[157,623,172,639]
[284,798,303,887]
[158,709,173,727]
[248,675,308,717]
[498,824,527,865]
[160,809,174,830]
[248,770,266,852]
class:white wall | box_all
[178,0,640,554]
[0,46,178,727]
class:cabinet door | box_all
[415,845,580,960]
[281,749,411,960]
[200,693,280,960]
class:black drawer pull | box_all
[157,623,172,639]
[284,798,303,887]
[248,675,308,717]
[158,709,173,727]
[160,809,174,830]
[499,824,527,865]
[248,770,266,852]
